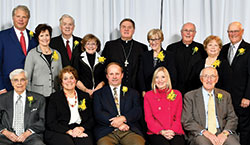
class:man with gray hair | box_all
[50,14,82,67]
[0,69,45,145]
[0,5,38,94]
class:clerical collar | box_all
[121,38,133,44]
[182,40,193,47]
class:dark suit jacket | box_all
[138,49,177,92]
[0,27,38,91]
[0,90,45,135]
[220,40,250,112]
[181,87,238,142]
[45,89,94,137]
[102,38,148,89]
[49,35,82,67]
[93,85,143,140]
[167,40,206,95]
[72,51,105,89]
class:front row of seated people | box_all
[0,63,239,145]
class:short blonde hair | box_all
[12,5,30,18]
[203,35,222,50]
[147,29,164,42]
[151,67,172,92]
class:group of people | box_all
[0,4,250,145]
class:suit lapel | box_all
[231,40,246,67]
[24,91,32,129]
[214,89,223,129]
[9,27,24,55]
[120,87,126,115]
[6,91,14,128]
[195,88,206,127]
[105,86,119,115]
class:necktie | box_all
[13,95,24,136]
[20,32,27,55]
[113,87,121,116]
[66,40,72,60]
[228,45,235,65]
[207,93,217,134]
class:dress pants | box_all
[148,134,185,145]
[0,133,45,145]
[97,130,145,145]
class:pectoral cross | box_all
[124,59,129,67]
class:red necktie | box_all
[20,32,27,55]
[66,40,72,60]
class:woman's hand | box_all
[160,130,175,140]
[72,127,85,137]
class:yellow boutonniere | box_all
[122,86,128,96]
[98,56,106,64]
[212,60,221,68]
[218,93,223,102]
[192,46,199,55]
[27,96,34,107]
[237,48,245,57]
[167,90,177,101]
[157,51,165,62]
[74,40,79,48]
[78,99,87,111]
[52,51,59,61]
[29,31,34,40]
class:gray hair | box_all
[12,5,30,19]
[181,22,196,32]
[9,69,28,80]
[59,14,75,25]
[199,66,218,77]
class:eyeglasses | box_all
[227,30,241,34]
[182,29,195,33]
[86,42,97,46]
[149,38,161,42]
[201,75,217,80]
[12,78,26,83]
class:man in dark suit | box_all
[102,18,148,90]
[219,21,250,145]
[49,14,82,67]
[167,22,206,95]
[0,69,45,145]
[182,67,239,145]
[93,62,145,145]
[0,5,38,94]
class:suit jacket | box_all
[49,35,82,67]
[45,89,94,137]
[138,49,177,92]
[0,90,45,135]
[24,46,62,96]
[102,38,148,89]
[0,27,38,91]
[181,87,238,142]
[167,40,206,95]
[72,51,105,89]
[93,85,143,140]
[220,40,250,112]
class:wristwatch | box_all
[222,131,230,137]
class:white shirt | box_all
[68,92,82,124]
[14,27,29,51]
[62,36,73,52]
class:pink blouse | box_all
[144,89,184,135]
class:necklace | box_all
[121,40,133,67]
[65,90,77,107]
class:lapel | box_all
[9,27,24,55]
[58,35,70,60]
[105,86,119,115]
[24,91,34,129]
[231,40,246,67]
[119,86,126,115]
[195,88,206,128]
[214,89,223,129]
[36,46,52,68]
[26,29,34,52]
[80,51,101,69]
[6,91,14,128]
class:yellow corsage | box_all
[74,40,79,48]
[212,60,221,68]
[52,51,59,61]
[98,56,106,64]
[157,51,165,62]
[192,46,199,55]
[78,99,87,111]
[218,93,223,102]
[29,31,34,40]
[122,86,128,96]
[167,90,176,101]
[27,96,34,107]
[237,48,245,57]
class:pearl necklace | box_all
[65,91,77,107]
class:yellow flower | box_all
[52,51,59,61]
[212,60,221,68]
[237,48,245,57]
[122,86,128,96]
[167,90,177,101]
[218,93,223,102]
[192,46,199,55]
[78,99,87,111]
[157,51,165,61]
[29,31,34,40]
[27,96,33,107]
[74,40,79,48]
[98,56,106,64]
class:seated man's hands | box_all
[118,124,130,131]
[203,130,219,145]
[2,130,18,142]
[16,130,32,142]
[109,116,126,128]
